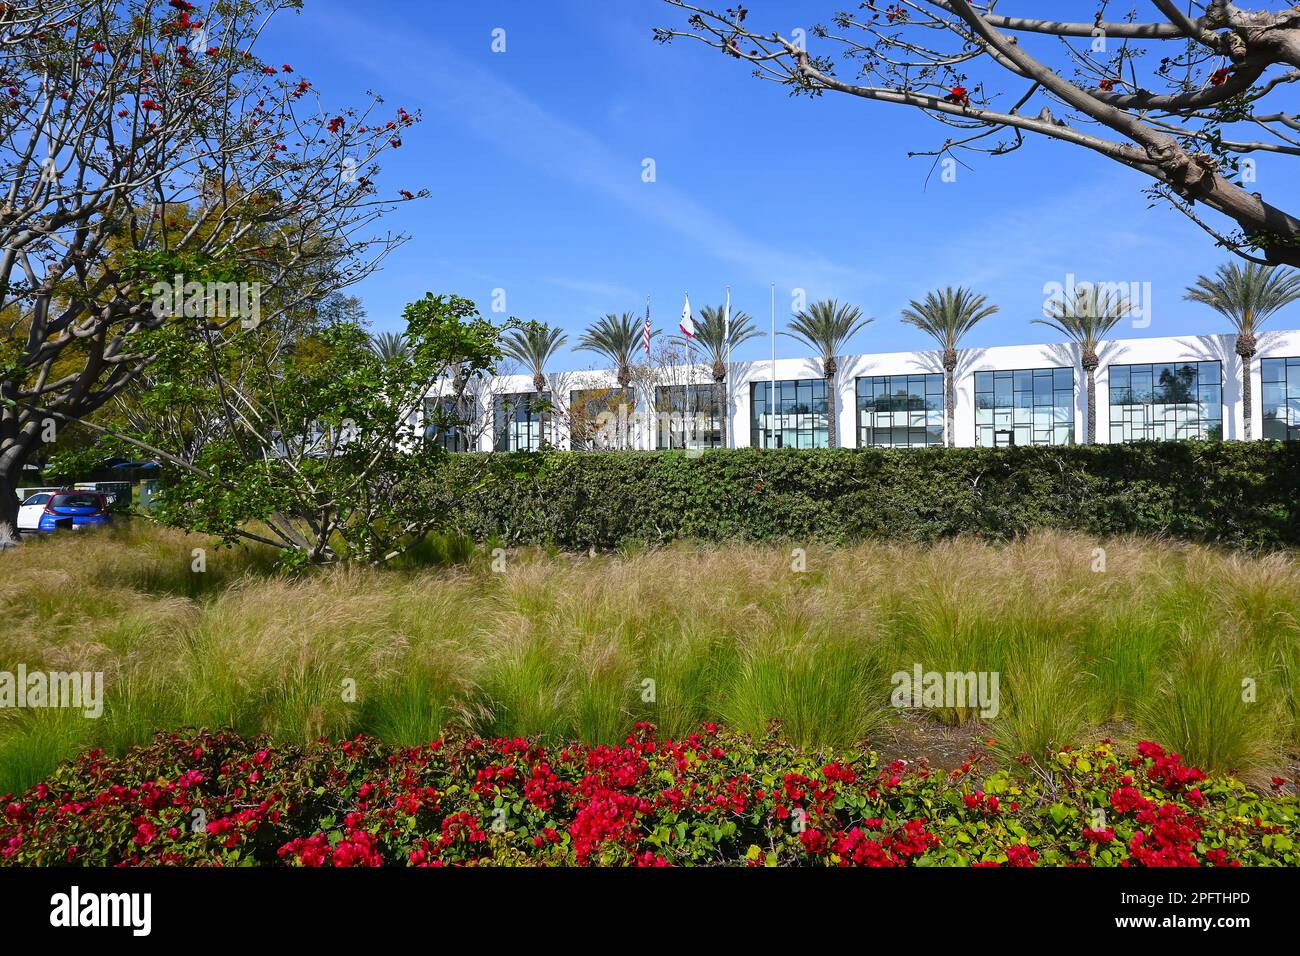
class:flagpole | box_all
[684,291,694,449]
[645,294,652,451]
[724,285,731,450]
[770,282,777,449]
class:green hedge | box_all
[441,441,1300,550]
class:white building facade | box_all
[422,329,1300,452]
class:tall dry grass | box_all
[1,522,1297,793]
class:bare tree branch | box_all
[655,0,1300,267]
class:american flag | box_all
[643,299,652,358]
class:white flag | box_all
[680,293,696,339]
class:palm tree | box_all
[578,312,653,449]
[685,303,763,448]
[502,321,569,446]
[369,331,410,361]
[784,299,872,448]
[900,287,999,448]
[1185,262,1300,440]
[1034,284,1132,444]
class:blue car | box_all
[32,491,114,532]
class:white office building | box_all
[421,329,1300,452]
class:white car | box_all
[16,492,52,532]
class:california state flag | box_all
[680,294,696,338]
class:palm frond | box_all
[900,286,998,351]
[501,322,569,380]
[1184,262,1300,335]
[784,299,872,361]
[577,312,648,371]
[1033,284,1131,351]
[369,331,410,361]
[689,303,763,365]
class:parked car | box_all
[16,492,52,532]
[102,457,161,476]
[17,490,113,533]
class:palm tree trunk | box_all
[1087,368,1097,444]
[826,372,837,448]
[717,373,728,450]
[625,385,634,450]
[533,373,547,450]
[945,370,956,448]
[1242,352,1253,441]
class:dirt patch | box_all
[867,712,992,773]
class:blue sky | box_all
[263,1,1300,371]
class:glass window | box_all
[654,383,723,450]
[751,379,830,448]
[1108,361,1222,442]
[50,493,103,509]
[974,367,1074,446]
[493,392,551,451]
[1261,356,1300,441]
[854,374,944,448]
[423,396,473,452]
[569,387,634,450]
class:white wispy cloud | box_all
[307,8,861,292]
[543,276,642,302]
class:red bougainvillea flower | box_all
[1145,749,1206,792]
[278,833,330,867]
[1204,848,1239,868]
[1136,740,1165,760]
[1005,844,1038,867]
[799,829,828,855]
[132,821,158,847]
[0,730,1292,868]
[1110,786,1152,815]
[1128,803,1203,867]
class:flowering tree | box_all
[129,291,509,561]
[0,0,421,544]
[655,2,1300,264]
[70,293,513,566]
